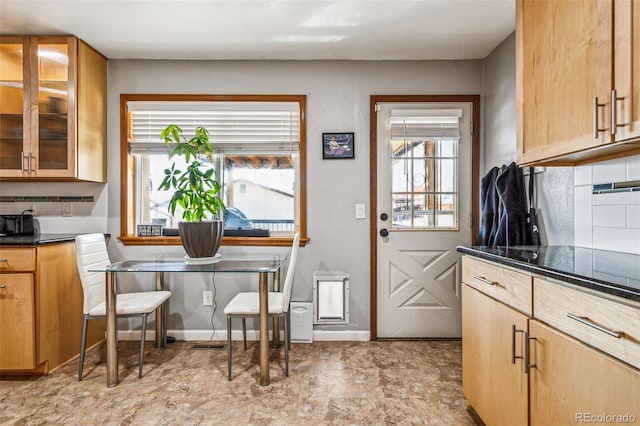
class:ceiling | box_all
[0,0,515,60]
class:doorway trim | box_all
[369,95,480,340]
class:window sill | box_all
[119,234,307,247]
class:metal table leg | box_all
[155,271,165,348]
[259,271,270,385]
[106,271,119,387]
[272,268,281,348]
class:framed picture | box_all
[323,132,354,159]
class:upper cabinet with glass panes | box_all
[0,36,107,181]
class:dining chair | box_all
[75,233,171,381]
[224,232,300,380]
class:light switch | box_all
[355,203,366,219]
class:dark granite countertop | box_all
[457,245,640,303]
[0,233,82,245]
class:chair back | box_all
[281,232,301,312]
[76,233,111,315]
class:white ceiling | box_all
[0,0,515,60]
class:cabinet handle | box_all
[523,331,536,374]
[21,152,26,174]
[593,97,607,139]
[611,89,625,135]
[0,285,6,289]
[511,324,525,364]
[472,275,497,286]
[566,313,624,338]
[28,152,34,173]
[0,259,7,262]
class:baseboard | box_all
[312,330,370,341]
[118,329,371,342]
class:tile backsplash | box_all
[574,155,640,254]
[0,182,108,234]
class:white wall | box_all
[105,59,483,338]
[574,155,640,254]
[481,33,574,246]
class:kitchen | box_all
[1,1,639,424]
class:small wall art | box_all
[322,132,354,159]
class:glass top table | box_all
[93,254,287,387]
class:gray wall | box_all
[481,33,574,245]
[106,59,483,338]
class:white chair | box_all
[75,233,171,381]
[224,232,300,380]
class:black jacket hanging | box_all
[475,166,500,245]
[493,162,531,246]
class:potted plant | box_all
[158,124,225,258]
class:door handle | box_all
[511,325,525,364]
[380,213,388,221]
[379,228,389,237]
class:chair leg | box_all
[227,315,232,381]
[138,313,148,378]
[284,312,290,377]
[241,317,247,350]
[286,310,291,352]
[78,315,89,381]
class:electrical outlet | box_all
[203,291,213,306]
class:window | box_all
[119,94,307,247]
[389,109,461,230]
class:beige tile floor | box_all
[0,340,476,425]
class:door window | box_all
[389,109,461,230]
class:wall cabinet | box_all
[0,36,106,181]
[462,256,640,425]
[0,243,104,374]
[516,0,640,166]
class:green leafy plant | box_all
[158,124,225,222]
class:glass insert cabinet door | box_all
[0,37,75,178]
[0,38,25,173]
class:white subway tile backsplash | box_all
[574,165,592,186]
[627,155,640,180]
[574,156,639,254]
[593,227,640,254]
[628,205,640,229]
[574,185,593,247]
[592,158,627,184]
[592,205,626,228]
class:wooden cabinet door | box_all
[529,321,640,426]
[0,37,30,178]
[0,273,36,370]
[462,285,529,426]
[517,0,613,164]
[30,36,77,179]
[614,0,640,142]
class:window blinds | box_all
[128,101,301,155]
[389,108,462,140]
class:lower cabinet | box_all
[462,255,640,425]
[462,284,528,426]
[529,320,640,425]
[0,274,35,369]
[0,242,104,374]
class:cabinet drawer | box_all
[0,247,36,272]
[534,277,640,369]
[462,256,532,315]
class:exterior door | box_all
[375,101,474,338]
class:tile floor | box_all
[0,340,476,425]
